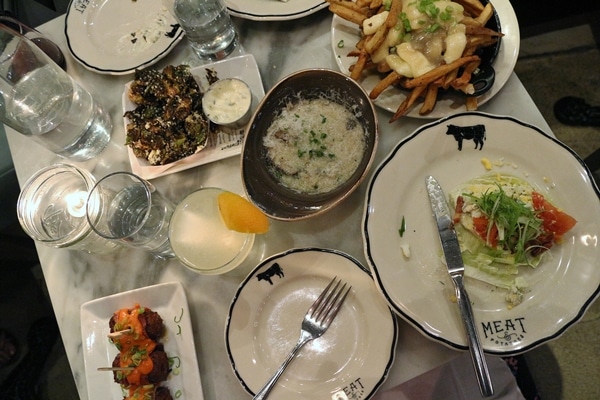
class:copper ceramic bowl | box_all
[242,68,379,221]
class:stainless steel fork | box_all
[252,277,351,400]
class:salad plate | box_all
[123,54,265,180]
[226,248,398,400]
[225,0,327,21]
[65,0,183,75]
[330,0,520,119]
[80,282,203,400]
[363,112,600,355]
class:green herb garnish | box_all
[465,185,543,263]
[399,216,406,237]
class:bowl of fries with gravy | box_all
[329,0,520,121]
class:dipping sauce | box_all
[263,97,366,194]
[202,78,252,127]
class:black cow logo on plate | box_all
[446,124,486,150]
[257,263,284,285]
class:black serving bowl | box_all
[241,68,379,221]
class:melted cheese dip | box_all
[263,98,366,194]
[202,78,252,126]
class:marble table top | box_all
[6,3,552,399]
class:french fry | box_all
[404,55,480,89]
[328,0,370,15]
[328,3,368,25]
[453,0,485,16]
[465,25,504,37]
[420,83,440,115]
[364,24,389,54]
[385,0,403,28]
[460,16,483,27]
[451,59,481,89]
[369,0,383,10]
[351,50,369,80]
[390,85,427,122]
[369,71,401,99]
[377,61,392,73]
[442,69,459,90]
[466,95,479,111]
[475,3,494,25]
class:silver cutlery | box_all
[426,175,494,397]
[252,277,351,400]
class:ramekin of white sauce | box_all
[202,78,252,128]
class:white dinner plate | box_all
[363,112,600,355]
[123,54,265,180]
[330,0,520,119]
[225,0,327,21]
[226,248,398,399]
[80,282,203,400]
[65,0,183,75]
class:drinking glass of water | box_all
[0,16,66,70]
[0,24,112,161]
[86,172,176,258]
[166,0,238,60]
[17,164,119,253]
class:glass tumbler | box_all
[0,16,66,70]
[0,24,112,161]
[86,172,176,258]
[168,0,238,60]
[17,164,119,253]
[169,187,255,274]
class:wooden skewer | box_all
[97,366,134,372]
[107,327,132,339]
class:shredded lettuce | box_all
[449,174,550,307]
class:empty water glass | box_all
[86,172,175,258]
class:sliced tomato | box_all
[453,196,464,223]
[472,215,499,248]
[532,192,577,238]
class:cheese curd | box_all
[383,0,468,78]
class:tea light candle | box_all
[65,190,88,218]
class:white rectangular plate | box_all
[80,282,203,400]
[123,53,265,180]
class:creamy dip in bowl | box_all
[202,78,252,128]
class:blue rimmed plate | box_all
[225,0,327,21]
[363,112,600,355]
[66,0,183,75]
[226,248,398,399]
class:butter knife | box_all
[425,175,494,397]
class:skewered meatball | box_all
[109,306,164,342]
[112,344,170,386]
[124,384,173,400]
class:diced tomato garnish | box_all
[453,196,464,223]
[472,215,499,248]
[532,192,577,239]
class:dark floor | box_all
[0,219,79,400]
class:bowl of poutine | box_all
[329,0,519,121]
